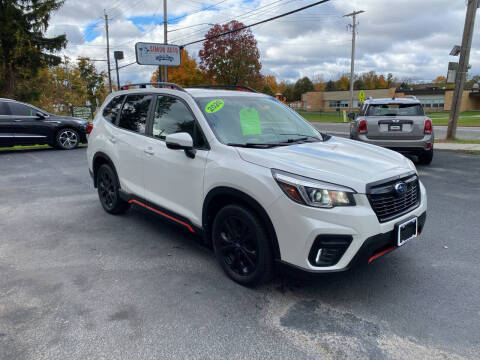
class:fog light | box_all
[315,249,323,264]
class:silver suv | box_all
[350,97,434,165]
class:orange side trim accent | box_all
[128,199,195,233]
[368,245,397,264]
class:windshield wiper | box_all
[227,142,288,148]
[278,134,322,143]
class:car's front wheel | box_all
[212,204,274,286]
[97,164,130,214]
[56,128,79,150]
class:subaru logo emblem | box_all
[394,182,407,195]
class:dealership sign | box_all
[135,42,181,66]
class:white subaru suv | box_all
[87,83,427,286]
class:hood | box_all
[236,136,416,193]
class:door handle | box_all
[144,148,154,155]
[108,136,116,144]
[13,119,22,122]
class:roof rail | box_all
[405,95,417,100]
[119,82,186,92]
[187,84,258,93]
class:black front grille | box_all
[367,174,420,223]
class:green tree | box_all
[282,84,295,102]
[325,80,335,91]
[78,58,108,106]
[262,84,274,96]
[293,77,314,100]
[0,0,67,101]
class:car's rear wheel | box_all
[56,128,79,150]
[418,149,433,165]
[97,164,130,214]
[212,204,274,286]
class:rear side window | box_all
[118,94,152,134]
[8,102,35,116]
[102,95,125,123]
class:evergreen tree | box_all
[0,0,67,100]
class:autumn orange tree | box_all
[150,49,205,87]
[199,21,263,89]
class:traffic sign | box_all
[135,42,180,66]
[358,90,365,103]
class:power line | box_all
[180,0,331,47]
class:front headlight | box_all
[272,169,356,208]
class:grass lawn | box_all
[298,110,480,126]
[297,111,349,123]
[425,111,480,126]
[0,144,87,151]
[435,138,480,144]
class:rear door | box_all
[142,94,209,226]
[114,93,154,198]
[0,101,15,146]
[364,103,425,140]
[7,102,50,145]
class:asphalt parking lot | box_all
[0,147,479,360]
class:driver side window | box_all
[152,96,204,147]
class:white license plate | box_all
[397,217,418,247]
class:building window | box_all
[415,95,445,109]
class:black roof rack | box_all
[187,85,257,93]
[119,82,186,92]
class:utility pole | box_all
[344,10,364,111]
[163,0,168,82]
[447,0,478,139]
[104,10,113,93]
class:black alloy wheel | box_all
[97,164,129,214]
[213,205,273,286]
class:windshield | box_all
[366,103,424,116]
[195,96,322,146]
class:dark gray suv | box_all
[0,98,88,149]
[350,97,434,165]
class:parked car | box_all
[87,83,427,286]
[350,97,434,164]
[0,98,88,149]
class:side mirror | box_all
[165,132,196,158]
[347,112,356,121]
[36,111,46,119]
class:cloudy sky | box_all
[47,0,480,85]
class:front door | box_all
[143,95,208,227]
[7,102,49,145]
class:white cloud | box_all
[48,0,480,84]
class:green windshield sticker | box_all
[239,107,261,135]
[205,99,224,113]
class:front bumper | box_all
[267,180,428,272]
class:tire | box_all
[212,204,274,286]
[418,149,433,165]
[97,164,130,214]
[56,128,79,150]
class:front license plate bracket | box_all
[397,217,418,247]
